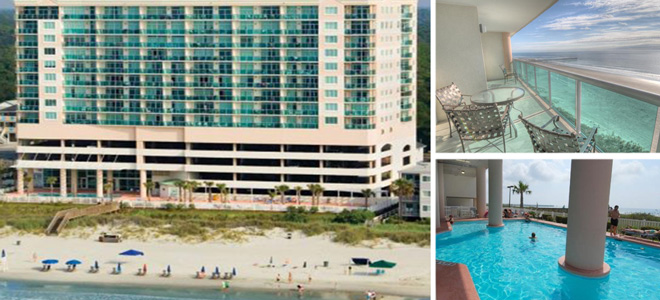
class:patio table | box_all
[471,87,525,137]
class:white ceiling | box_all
[437,0,558,34]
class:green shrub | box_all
[528,211,536,217]
[542,215,554,222]
[162,203,177,211]
[309,206,319,214]
[555,216,568,224]
[282,206,309,223]
[332,209,375,225]
[188,204,195,209]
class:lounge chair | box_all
[446,104,510,153]
[436,83,471,138]
[112,267,121,275]
[519,115,597,153]
[499,64,517,84]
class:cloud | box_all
[577,0,660,15]
[541,14,634,30]
[513,29,660,52]
[612,160,645,180]
[504,160,569,183]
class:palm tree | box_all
[143,180,155,201]
[188,181,200,203]
[391,178,415,217]
[104,182,114,202]
[204,181,214,202]
[174,180,185,202]
[215,183,227,203]
[275,184,289,204]
[24,173,33,196]
[294,186,303,205]
[307,184,324,207]
[0,160,9,190]
[267,190,277,203]
[512,181,532,208]
[46,176,58,196]
[361,188,375,209]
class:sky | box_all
[0,0,431,10]
[502,160,660,210]
[512,0,660,53]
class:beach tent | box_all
[119,249,144,256]
[369,260,396,268]
[42,259,59,265]
[352,258,371,265]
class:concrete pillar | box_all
[476,166,487,218]
[71,170,78,196]
[488,160,503,227]
[27,169,34,193]
[16,168,23,195]
[502,32,513,72]
[558,160,612,278]
[437,162,446,222]
[96,169,103,198]
[107,170,113,191]
[60,169,67,198]
[139,170,147,200]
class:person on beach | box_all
[348,266,352,275]
[288,272,292,283]
[308,274,312,283]
[276,273,281,282]
[610,205,620,237]
[297,284,305,296]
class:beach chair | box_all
[436,83,471,138]
[519,115,598,153]
[500,64,517,84]
[446,104,510,153]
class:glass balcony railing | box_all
[345,13,376,19]
[62,13,318,20]
[345,123,375,130]
[514,58,660,153]
[345,29,375,35]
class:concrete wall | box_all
[444,173,476,199]
[447,197,474,207]
[435,3,487,96]
[481,32,505,81]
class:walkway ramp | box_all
[45,202,120,235]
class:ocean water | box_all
[0,280,425,300]
[436,220,660,300]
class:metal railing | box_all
[514,58,660,153]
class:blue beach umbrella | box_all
[119,249,144,256]
[232,267,236,276]
[42,259,58,265]
[66,260,82,265]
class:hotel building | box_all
[14,0,420,200]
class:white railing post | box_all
[534,66,537,91]
[548,71,552,105]
[576,80,582,135]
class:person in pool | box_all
[529,232,537,241]
[524,213,531,222]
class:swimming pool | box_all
[436,220,660,300]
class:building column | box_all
[558,160,612,278]
[436,162,446,222]
[96,169,103,198]
[71,170,78,196]
[139,170,147,200]
[60,169,67,198]
[27,169,34,194]
[487,160,503,227]
[107,170,113,191]
[476,166,487,218]
[16,168,23,195]
[502,32,513,71]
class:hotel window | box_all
[325,76,338,84]
[45,112,57,120]
[44,22,55,29]
[422,175,431,182]
[325,103,338,111]
[44,48,55,55]
[422,205,429,212]
[44,74,56,81]
[325,7,338,15]
[325,117,338,124]
[44,35,55,42]
[45,99,56,106]
[325,49,337,57]
[324,90,338,97]
[324,22,338,30]
[45,86,56,94]
[325,36,337,43]
[44,61,56,68]
[325,63,338,70]
[423,191,431,197]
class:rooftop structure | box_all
[13,0,421,203]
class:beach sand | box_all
[0,228,430,298]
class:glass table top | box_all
[471,87,526,105]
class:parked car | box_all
[99,233,122,243]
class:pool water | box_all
[0,280,425,300]
[436,220,660,300]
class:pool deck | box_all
[436,220,452,234]
[436,260,480,300]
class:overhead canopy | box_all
[66,259,82,265]
[437,0,558,34]
[119,249,144,256]
[369,260,396,269]
[42,259,58,264]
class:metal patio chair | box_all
[519,115,597,153]
[446,103,510,153]
[436,83,471,138]
[500,64,517,84]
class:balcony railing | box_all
[514,58,660,153]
